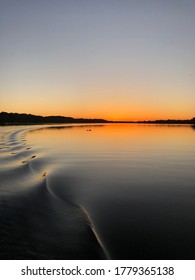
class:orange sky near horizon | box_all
[1,99,193,121]
[1,85,194,121]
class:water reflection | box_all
[191,124,195,130]
[25,124,195,259]
[5,124,195,259]
[28,124,105,132]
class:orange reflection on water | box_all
[26,124,195,157]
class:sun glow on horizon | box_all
[0,1,194,121]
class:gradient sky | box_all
[0,0,195,121]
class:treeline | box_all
[0,112,108,125]
[136,118,195,124]
[113,118,195,124]
[0,112,194,125]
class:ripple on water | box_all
[0,126,107,259]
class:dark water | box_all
[0,124,195,259]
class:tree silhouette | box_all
[0,111,194,125]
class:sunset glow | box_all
[0,0,194,121]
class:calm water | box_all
[0,124,195,259]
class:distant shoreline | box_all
[0,111,195,125]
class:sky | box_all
[0,0,195,121]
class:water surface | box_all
[0,124,195,259]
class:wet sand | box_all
[0,126,107,259]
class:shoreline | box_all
[0,112,195,126]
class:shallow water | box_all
[0,124,195,259]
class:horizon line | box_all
[0,111,195,125]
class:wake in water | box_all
[0,126,107,259]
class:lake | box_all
[0,124,195,259]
